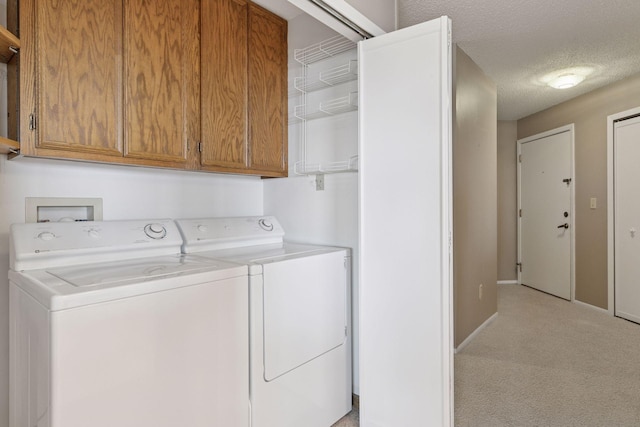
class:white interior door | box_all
[518,127,573,300]
[614,115,640,323]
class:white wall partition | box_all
[358,16,453,427]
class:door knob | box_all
[557,223,569,229]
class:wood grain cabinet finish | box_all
[30,0,124,158]
[19,0,287,176]
[200,1,287,177]
[200,0,248,171]
[123,0,199,167]
[248,3,287,176]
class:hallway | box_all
[455,284,640,426]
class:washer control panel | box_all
[144,223,168,239]
[10,219,181,271]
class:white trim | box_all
[607,106,640,316]
[440,17,454,427]
[517,124,576,302]
[455,312,498,353]
[572,298,609,315]
[497,280,518,285]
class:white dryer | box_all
[176,216,352,427]
[9,219,249,427]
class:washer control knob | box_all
[88,229,101,239]
[144,223,167,239]
[258,218,274,232]
[37,231,55,241]
[197,224,208,233]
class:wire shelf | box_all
[294,60,358,93]
[294,35,356,65]
[294,155,359,175]
[294,92,358,121]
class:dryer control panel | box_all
[176,216,285,253]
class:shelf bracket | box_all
[315,174,325,191]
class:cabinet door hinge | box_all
[519,209,522,217]
[29,113,36,131]
[518,154,522,163]
[516,262,522,272]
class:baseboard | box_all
[352,393,359,410]
[455,312,498,353]
[573,298,609,314]
[497,280,518,285]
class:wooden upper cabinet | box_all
[200,0,248,171]
[123,0,199,167]
[200,1,287,177]
[248,4,287,176]
[21,0,286,175]
[33,0,123,156]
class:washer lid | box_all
[9,255,247,311]
[48,255,224,288]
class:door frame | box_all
[607,106,640,315]
[517,124,576,300]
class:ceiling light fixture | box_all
[548,73,585,89]
[538,66,594,90]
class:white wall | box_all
[264,12,361,393]
[0,157,263,427]
[345,0,397,32]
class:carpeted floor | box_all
[455,284,640,426]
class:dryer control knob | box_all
[88,229,101,239]
[37,231,55,241]
[197,224,208,233]
[258,218,274,231]
[144,223,167,239]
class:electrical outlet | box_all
[479,283,483,300]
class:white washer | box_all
[9,219,249,427]
[176,216,352,427]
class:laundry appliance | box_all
[176,216,352,427]
[9,219,249,427]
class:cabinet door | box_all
[123,0,199,166]
[200,0,248,171]
[34,0,123,156]
[248,4,288,176]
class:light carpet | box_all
[455,284,640,426]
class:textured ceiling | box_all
[256,0,640,120]
[398,0,640,120]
